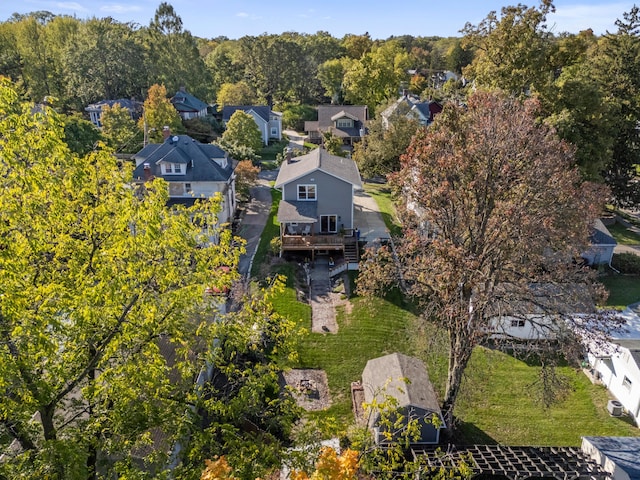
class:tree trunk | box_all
[441,329,474,429]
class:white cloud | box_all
[236,12,249,18]
[100,4,143,14]
[54,2,89,12]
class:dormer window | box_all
[336,118,353,128]
[161,162,185,175]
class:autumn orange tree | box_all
[357,91,607,427]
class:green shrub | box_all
[612,252,640,274]
[269,237,281,256]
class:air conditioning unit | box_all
[607,400,623,417]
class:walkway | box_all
[237,169,277,277]
[353,188,390,245]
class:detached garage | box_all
[361,353,444,445]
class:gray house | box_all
[362,353,444,445]
[274,148,362,260]
[132,129,236,226]
[304,105,368,148]
[85,98,142,128]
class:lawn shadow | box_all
[450,419,498,445]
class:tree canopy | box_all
[357,91,607,426]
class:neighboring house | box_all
[274,148,362,261]
[221,105,282,145]
[132,128,236,226]
[486,283,596,341]
[380,91,442,130]
[361,353,444,445]
[586,303,640,426]
[304,105,368,148]
[582,219,618,267]
[582,436,640,479]
[85,98,143,128]
[171,87,208,120]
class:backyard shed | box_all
[361,353,444,445]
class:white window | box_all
[163,163,173,174]
[185,183,192,193]
[320,215,337,233]
[511,319,525,328]
[174,163,182,173]
[336,118,353,128]
[623,376,632,390]
[271,127,278,136]
[297,184,316,201]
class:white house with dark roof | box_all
[221,105,282,145]
[85,98,143,128]
[361,353,444,445]
[132,129,236,225]
[274,148,362,260]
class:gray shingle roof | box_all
[222,105,271,123]
[590,219,617,246]
[583,437,640,480]
[171,89,208,113]
[274,148,362,189]
[132,135,232,183]
[276,200,318,223]
[362,353,441,415]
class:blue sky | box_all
[0,1,634,39]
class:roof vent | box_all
[172,135,179,142]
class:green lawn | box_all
[363,183,402,236]
[599,274,640,308]
[455,347,639,445]
[259,139,289,161]
[607,222,640,245]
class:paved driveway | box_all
[353,188,390,244]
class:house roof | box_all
[277,200,318,223]
[362,353,441,416]
[85,98,142,113]
[583,437,640,480]
[305,105,368,138]
[132,135,232,184]
[274,148,363,189]
[590,219,617,246]
[222,105,272,123]
[171,89,208,113]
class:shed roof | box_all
[277,200,318,223]
[362,353,441,415]
[274,148,362,189]
[583,436,640,480]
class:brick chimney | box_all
[143,162,152,180]
[162,126,171,141]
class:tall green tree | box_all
[317,58,352,104]
[63,17,147,108]
[0,78,240,478]
[100,102,143,153]
[343,40,411,115]
[591,6,640,206]
[221,110,263,153]
[352,111,419,178]
[461,1,555,96]
[144,2,212,101]
[216,81,258,107]
[61,114,102,156]
[139,83,183,143]
[357,91,607,427]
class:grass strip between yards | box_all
[607,222,640,245]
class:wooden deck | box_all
[281,234,347,251]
